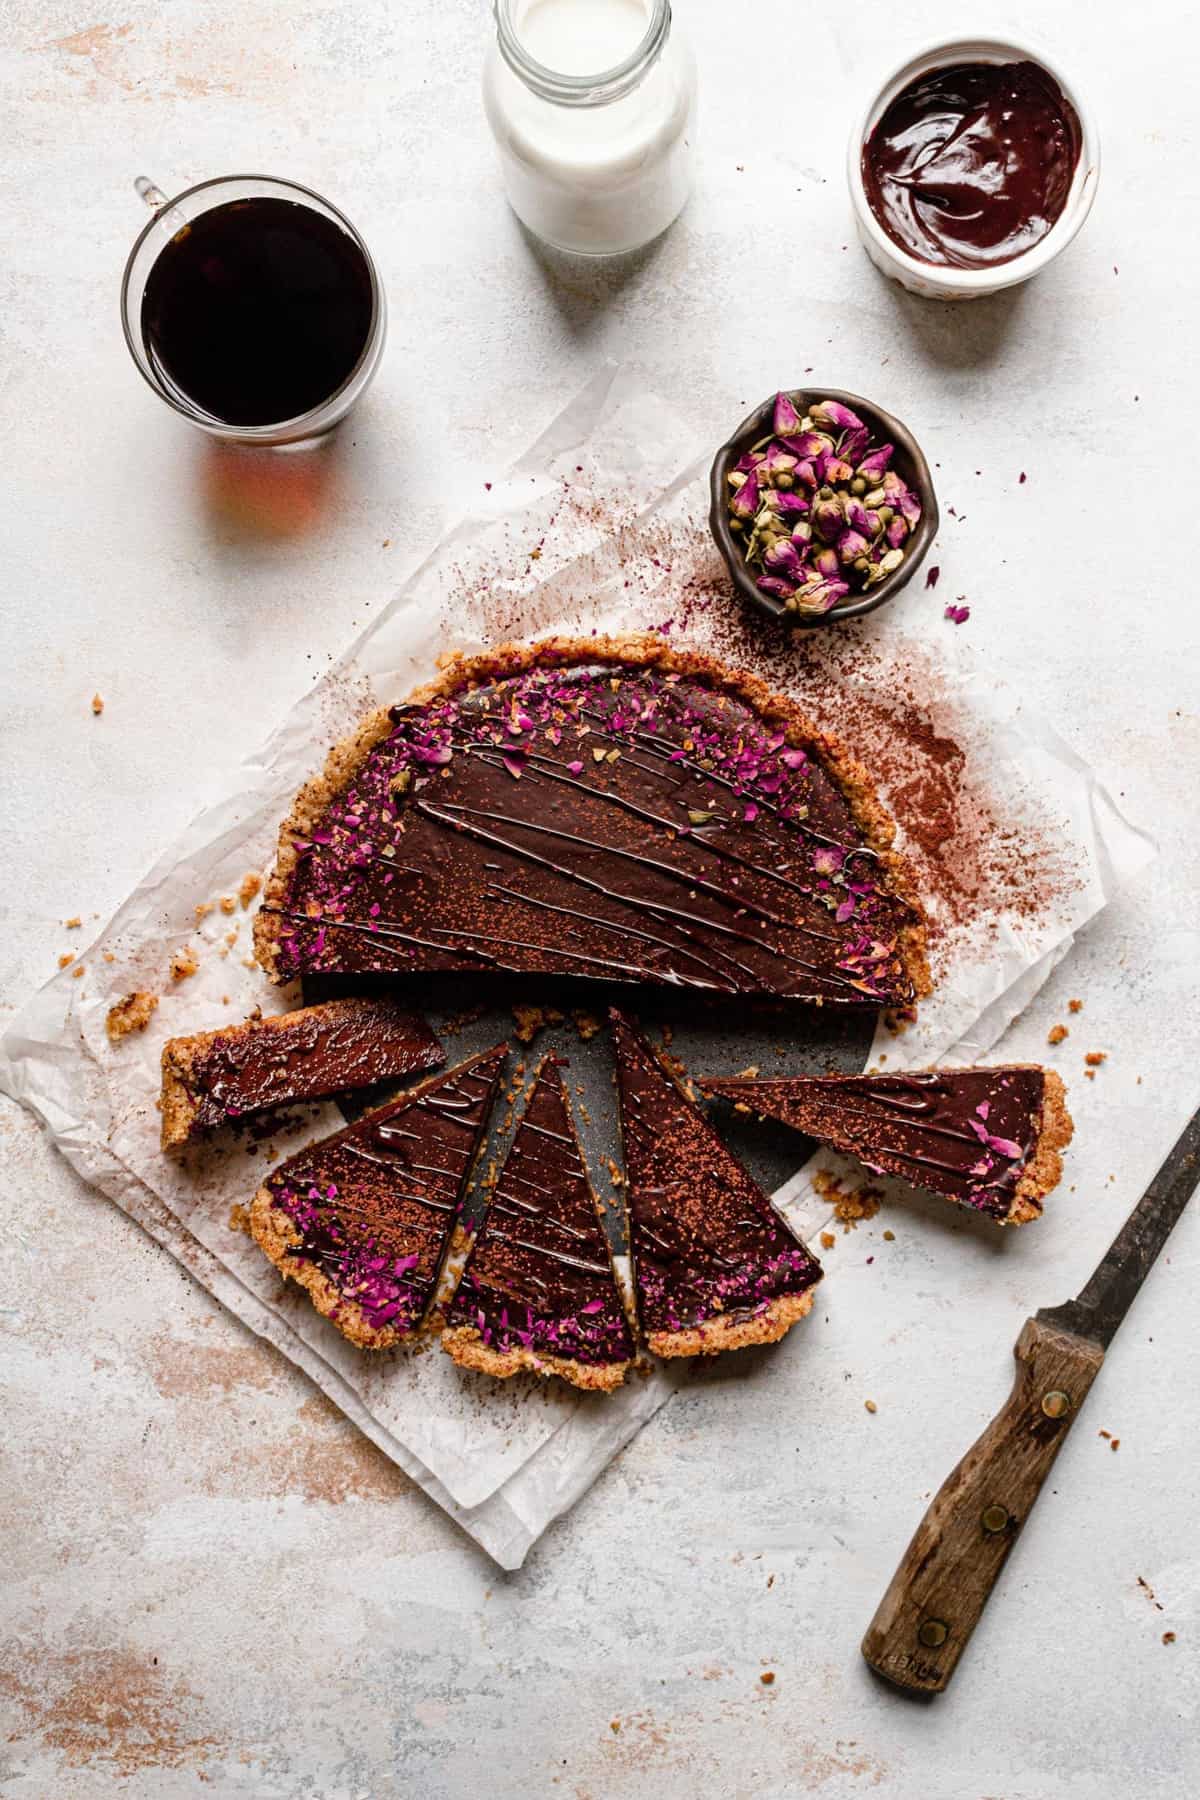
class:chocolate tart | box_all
[610,1010,822,1356]
[442,1057,635,1391]
[160,996,443,1151]
[254,636,928,1009]
[249,1045,506,1348]
[700,1065,1073,1225]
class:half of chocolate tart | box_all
[160,996,443,1150]
[249,1044,507,1348]
[700,1066,1072,1225]
[610,1009,822,1356]
[442,1057,635,1391]
[255,637,927,1008]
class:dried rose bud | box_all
[727,470,748,491]
[810,399,865,434]
[729,472,759,521]
[885,516,908,549]
[772,392,805,438]
[812,496,844,543]
[777,429,832,462]
[813,546,841,579]
[856,444,894,482]
[844,499,872,535]
[795,575,851,613]
[824,457,854,486]
[773,490,810,520]
[790,519,813,544]
[883,471,922,525]
[836,528,871,565]
[791,459,819,492]
[757,575,797,601]
[763,537,808,581]
[839,425,871,466]
[866,547,905,584]
[736,450,761,474]
[760,442,798,481]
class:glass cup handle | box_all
[135,175,169,210]
[133,174,191,245]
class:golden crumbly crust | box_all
[248,1184,414,1349]
[440,1325,630,1392]
[253,633,930,1000]
[646,1287,816,1359]
[1007,1068,1074,1226]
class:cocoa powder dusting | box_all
[436,478,1077,977]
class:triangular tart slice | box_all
[250,1044,507,1348]
[609,1010,822,1357]
[442,1057,635,1391]
[700,1066,1072,1226]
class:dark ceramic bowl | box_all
[708,388,939,627]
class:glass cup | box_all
[120,174,387,445]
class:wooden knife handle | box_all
[861,1315,1105,1693]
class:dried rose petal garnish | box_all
[727,394,922,615]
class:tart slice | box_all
[249,1045,507,1348]
[610,1010,822,1357]
[160,996,443,1150]
[442,1057,635,1391]
[254,636,927,1009]
[700,1066,1072,1225]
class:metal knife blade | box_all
[1037,1104,1200,1349]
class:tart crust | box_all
[1007,1068,1073,1225]
[253,632,930,1002]
[440,1325,631,1392]
[248,1182,413,1350]
[645,1288,817,1359]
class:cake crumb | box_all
[1047,1023,1069,1045]
[228,1203,252,1235]
[170,945,199,981]
[759,1671,775,1686]
[195,901,214,920]
[72,964,85,979]
[1085,1051,1107,1067]
[239,872,262,909]
[1110,1437,1120,1451]
[1068,998,1083,1013]
[106,990,159,1041]
[814,1168,882,1230]
[572,1009,602,1042]
[64,916,82,929]
[1163,1631,1176,1645]
[91,693,104,715]
[820,1231,836,1250]
[512,1002,563,1044]
[57,952,74,969]
[103,951,116,963]
[609,1719,621,1734]
[882,1229,895,1241]
[220,895,237,915]
[864,1399,878,1414]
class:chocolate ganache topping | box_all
[445,1058,634,1379]
[611,1011,822,1343]
[261,658,922,1007]
[700,1066,1061,1222]
[862,61,1082,270]
[255,1045,506,1341]
[162,996,443,1144]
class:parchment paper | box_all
[0,365,1153,1567]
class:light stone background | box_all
[3,2,1199,1794]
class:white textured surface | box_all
[2,2,1198,1794]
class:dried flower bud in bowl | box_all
[709,390,938,627]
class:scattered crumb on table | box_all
[91,693,104,715]
[1048,1023,1069,1045]
[170,945,199,981]
[106,990,159,1041]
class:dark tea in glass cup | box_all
[121,175,386,445]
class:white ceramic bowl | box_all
[847,36,1100,301]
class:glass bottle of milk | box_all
[484,0,697,256]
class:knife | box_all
[861,1103,1200,1693]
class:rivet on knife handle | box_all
[860,1316,1104,1694]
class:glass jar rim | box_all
[119,173,385,442]
[493,0,672,107]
